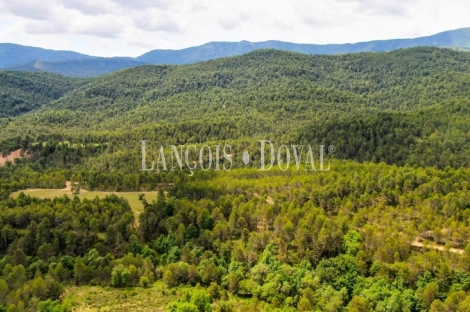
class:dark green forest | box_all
[1,47,470,311]
[0,72,83,118]
[2,47,470,169]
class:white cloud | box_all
[0,0,56,20]
[71,14,124,38]
[0,0,468,57]
[133,9,183,33]
[19,19,69,34]
[59,0,117,16]
[110,0,173,10]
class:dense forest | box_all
[2,47,470,169]
[1,47,470,311]
[2,164,470,310]
[0,72,82,118]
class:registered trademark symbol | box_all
[328,145,336,154]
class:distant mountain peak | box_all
[0,43,93,68]
[2,27,470,77]
[136,27,470,65]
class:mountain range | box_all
[1,27,470,77]
[2,46,470,170]
[3,30,470,311]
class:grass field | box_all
[10,185,158,221]
[62,281,179,312]
[61,281,252,312]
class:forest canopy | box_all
[1,47,470,311]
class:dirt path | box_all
[411,239,464,254]
[66,181,89,193]
[25,181,89,193]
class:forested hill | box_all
[1,47,470,169]
[4,37,470,312]
[0,71,83,118]
[6,58,150,78]
[0,43,93,68]
[3,47,470,128]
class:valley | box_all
[1,46,470,311]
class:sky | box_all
[0,0,468,57]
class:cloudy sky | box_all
[0,0,468,57]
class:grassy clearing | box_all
[62,281,178,311]
[62,282,253,312]
[10,188,158,222]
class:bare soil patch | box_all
[0,149,28,166]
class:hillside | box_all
[4,45,470,311]
[6,47,470,126]
[0,71,82,118]
[0,43,93,68]
[3,160,470,311]
[6,58,150,78]
[1,47,470,170]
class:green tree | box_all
[111,264,131,288]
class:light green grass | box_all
[10,189,158,220]
[62,281,178,311]
[62,282,253,312]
